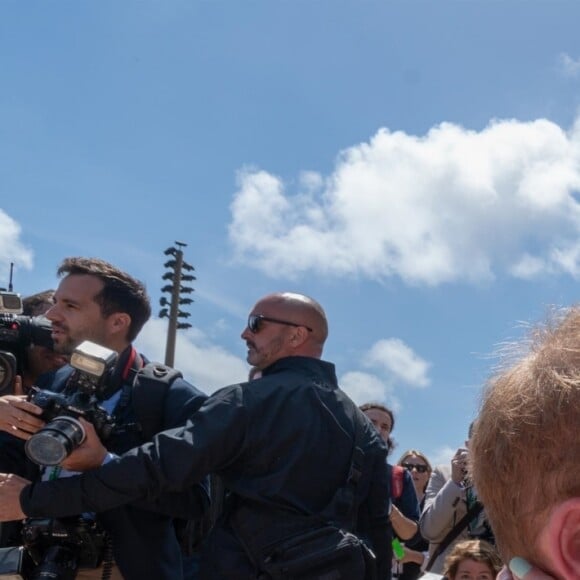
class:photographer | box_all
[0,258,209,580]
[419,423,493,574]
[0,289,67,399]
[0,289,68,549]
[19,290,68,392]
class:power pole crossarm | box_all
[159,243,195,367]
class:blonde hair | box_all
[396,449,432,493]
[397,449,432,473]
[443,540,502,579]
[470,305,580,563]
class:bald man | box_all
[0,292,392,579]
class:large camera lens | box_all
[29,545,78,580]
[25,417,86,466]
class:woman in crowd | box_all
[395,450,433,579]
[442,539,502,580]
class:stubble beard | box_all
[52,334,79,356]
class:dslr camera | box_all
[0,517,109,580]
[24,340,118,466]
[0,291,54,396]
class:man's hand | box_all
[0,473,29,521]
[451,447,469,485]
[60,418,108,472]
[0,377,45,440]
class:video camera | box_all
[0,290,54,396]
[24,340,118,466]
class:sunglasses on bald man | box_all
[247,314,313,334]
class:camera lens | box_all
[29,545,78,580]
[25,417,86,466]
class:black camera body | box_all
[0,312,54,396]
[0,516,109,580]
[22,516,108,580]
[31,388,117,436]
[24,341,118,466]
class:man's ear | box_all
[108,312,131,337]
[537,498,580,579]
[289,326,309,347]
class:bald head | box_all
[263,292,328,348]
[241,292,328,370]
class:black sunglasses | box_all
[401,462,429,474]
[247,314,313,334]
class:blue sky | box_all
[2,1,580,466]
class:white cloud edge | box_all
[229,116,580,286]
[558,52,580,78]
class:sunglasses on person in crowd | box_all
[247,314,313,334]
[401,462,429,474]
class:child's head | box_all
[443,539,502,580]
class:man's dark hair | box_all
[22,290,55,317]
[359,402,396,454]
[57,257,151,342]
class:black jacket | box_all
[10,347,209,579]
[21,356,391,579]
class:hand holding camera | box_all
[24,341,117,467]
[59,417,108,472]
[451,447,469,485]
[0,378,45,440]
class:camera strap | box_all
[130,363,183,440]
[423,500,483,572]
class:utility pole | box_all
[159,242,195,367]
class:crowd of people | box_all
[0,255,577,580]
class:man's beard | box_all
[53,334,79,356]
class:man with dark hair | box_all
[360,401,421,578]
[0,291,392,579]
[0,257,208,579]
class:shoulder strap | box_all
[424,500,483,572]
[230,407,368,569]
[329,408,366,531]
[131,362,183,440]
[232,400,368,542]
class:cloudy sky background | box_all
[2,2,580,466]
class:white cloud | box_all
[510,253,547,279]
[299,171,324,192]
[135,318,248,395]
[0,209,34,284]
[364,338,430,388]
[228,117,580,286]
[339,370,398,410]
[558,53,580,78]
[429,445,457,468]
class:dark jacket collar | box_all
[261,356,338,385]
